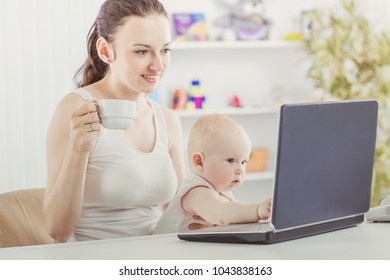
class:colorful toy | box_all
[172,13,208,41]
[186,80,206,110]
[229,94,242,107]
[246,148,269,172]
[284,32,303,41]
[172,88,187,109]
[214,0,270,41]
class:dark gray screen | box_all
[272,100,378,230]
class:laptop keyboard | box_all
[191,222,272,233]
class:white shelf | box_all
[174,106,279,118]
[171,40,301,50]
[245,171,274,182]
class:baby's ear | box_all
[192,152,204,170]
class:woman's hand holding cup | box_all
[69,98,101,154]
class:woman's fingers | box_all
[83,113,101,130]
[71,99,100,130]
[87,122,101,132]
[72,98,98,117]
[69,98,101,152]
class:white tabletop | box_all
[0,222,389,260]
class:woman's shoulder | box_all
[55,92,86,114]
[158,104,181,127]
[61,90,86,103]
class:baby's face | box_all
[202,132,251,193]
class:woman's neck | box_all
[93,75,141,100]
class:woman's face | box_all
[108,14,172,95]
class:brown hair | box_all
[73,0,168,87]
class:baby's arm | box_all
[182,186,271,226]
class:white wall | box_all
[0,0,389,193]
[0,0,101,192]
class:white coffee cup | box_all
[98,99,137,129]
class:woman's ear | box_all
[192,152,204,171]
[96,37,114,64]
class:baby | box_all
[154,113,271,233]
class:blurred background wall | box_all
[0,0,389,192]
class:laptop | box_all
[177,100,378,244]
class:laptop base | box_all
[177,215,364,244]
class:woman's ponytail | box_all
[73,22,108,88]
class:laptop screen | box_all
[271,100,378,230]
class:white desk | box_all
[0,222,389,260]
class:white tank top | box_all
[68,88,177,241]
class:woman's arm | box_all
[162,107,186,192]
[182,187,270,225]
[43,94,100,242]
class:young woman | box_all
[44,0,185,242]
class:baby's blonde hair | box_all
[187,113,250,160]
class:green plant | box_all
[302,0,390,206]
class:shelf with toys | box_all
[161,0,310,202]
[173,106,279,118]
[161,3,304,201]
[171,40,301,50]
[160,38,304,201]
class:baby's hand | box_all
[257,198,272,220]
[188,215,215,230]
